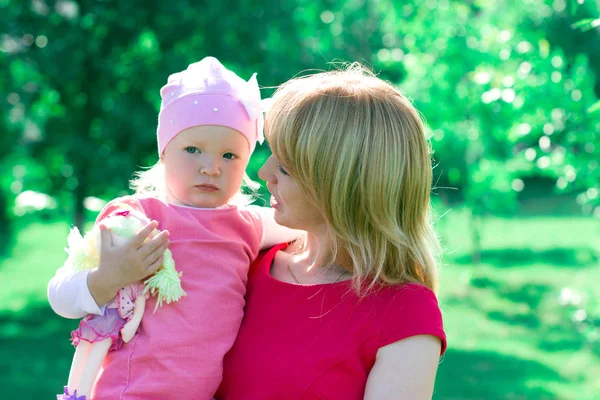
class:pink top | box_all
[91,196,264,400]
[216,244,447,400]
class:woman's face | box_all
[259,155,326,235]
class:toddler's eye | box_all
[185,147,199,154]
[223,152,236,160]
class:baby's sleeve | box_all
[246,205,305,249]
[47,196,144,319]
[47,268,103,319]
[379,284,447,355]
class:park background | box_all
[1,0,599,398]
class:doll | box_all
[58,205,185,399]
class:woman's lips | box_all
[195,184,218,192]
[270,196,280,209]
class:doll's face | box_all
[161,125,250,208]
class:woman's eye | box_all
[223,152,236,160]
[185,147,199,154]
[278,165,289,176]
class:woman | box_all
[216,64,446,399]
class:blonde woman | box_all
[216,65,446,399]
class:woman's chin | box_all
[273,212,295,229]
[273,212,285,226]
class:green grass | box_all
[0,220,78,397]
[434,209,600,400]
[1,211,599,399]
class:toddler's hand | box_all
[88,221,170,307]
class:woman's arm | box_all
[364,335,442,400]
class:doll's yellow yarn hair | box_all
[142,249,184,311]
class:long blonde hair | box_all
[266,64,441,293]
[130,161,260,207]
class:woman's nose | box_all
[258,156,275,182]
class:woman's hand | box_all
[87,221,170,307]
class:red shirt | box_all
[217,245,446,400]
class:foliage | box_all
[0,0,599,229]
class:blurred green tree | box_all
[2,0,387,230]
[370,0,599,261]
[1,0,598,247]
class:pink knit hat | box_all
[156,57,265,155]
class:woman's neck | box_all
[287,232,349,282]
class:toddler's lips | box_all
[195,184,219,192]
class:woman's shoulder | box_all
[373,282,446,354]
[248,243,287,277]
[371,282,441,321]
[383,282,437,301]
[359,281,436,304]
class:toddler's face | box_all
[162,125,250,208]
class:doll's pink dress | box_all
[71,282,147,352]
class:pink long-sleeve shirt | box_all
[48,195,301,400]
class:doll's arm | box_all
[120,295,146,343]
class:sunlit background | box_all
[1,0,599,398]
